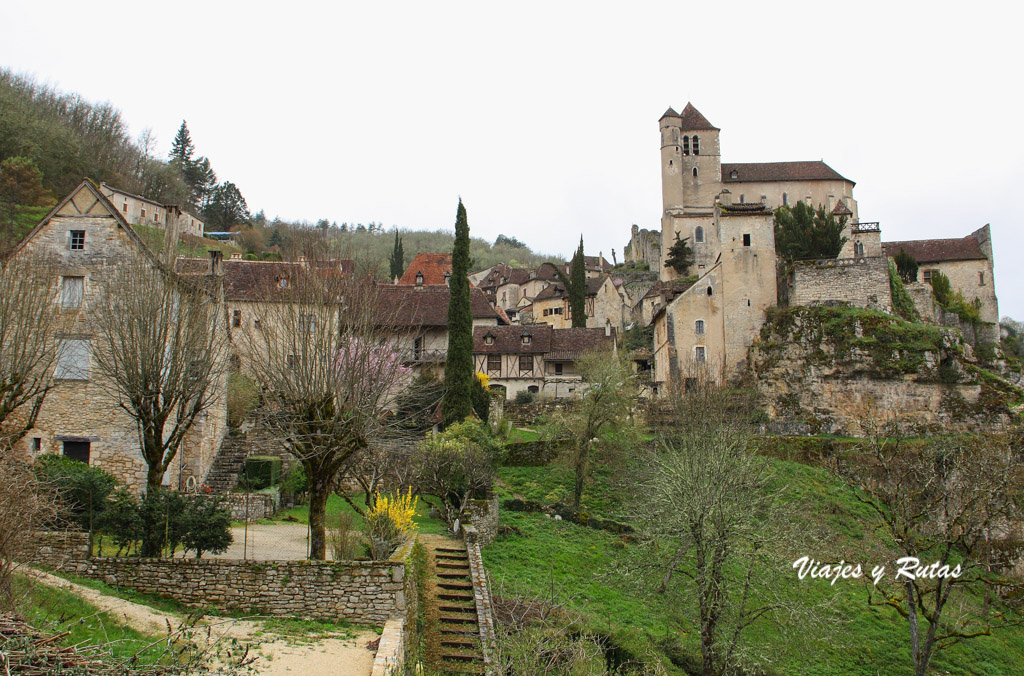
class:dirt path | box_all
[29,570,378,675]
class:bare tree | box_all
[0,256,67,449]
[412,420,498,529]
[834,417,1024,676]
[238,263,411,559]
[90,253,226,522]
[0,450,59,611]
[628,364,802,676]
[546,350,639,509]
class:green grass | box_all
[11,574,182,666]
[273,493,448,535]
[484,451,1024,675]
[131,223,241,258]
[506,427,541,443]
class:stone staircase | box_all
[202,436,250,494]
[422,539,485,674]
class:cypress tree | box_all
[443,199,474,426]
[389,230,405,281]
[570,237,587,328]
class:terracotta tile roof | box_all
[547,328,615,360]
[474,325,552,354]
[398,253,453,285]
[533,276,607,302]
[376,285,500,327]
[534,262,562,281]
[676,103,718,131]
[175,257,353,301]
[882,236,987,263]
[721,161,852,185]
[642,279,696,302]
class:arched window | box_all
[682,136,690,156]
[692,167,698,178]
[695,226,704,243]
[692,135,700,155]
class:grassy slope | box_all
[485,458,1024,675]
[12,575,176,666]
[274,492,447,536]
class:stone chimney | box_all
[209,250,223,275]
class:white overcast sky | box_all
[3,1,1022,318]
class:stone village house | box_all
[8,180,228,490]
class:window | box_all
[70,230,85,250]
[692,135,700,155]
[695,320,704,335]
[484,332,495,345]
[254,319,262,330]
[730,169,739,179]
[286,354,297,368]
[232,309,241,327]
[61,276,84,309]
[554,363,563,375]
[923,269,934,283]
[554,307,563,315]
[413,336,424,359]
[682,135,690,156]
[141,208,146,218]
[527,385,539,394]
[521,332,532,345]
[299,314,315,333]
[782,193,788,206]
[695,226,704,243]
[979,271,986,286]
[692,167,698,178]
[707,286,713,296]
[743,234,751,247]
[122,202,128,212]
[487,354,501,373]
[32,437,41,453]
[415,271,424,286]
[695,346,706,362]
[54,339,89,380]
[277,277,289,289]
[854,242,865,257]
[519,355,534,372]
[739,194,745,203]
[62,440,90,464]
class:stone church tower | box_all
[660,103,723,280]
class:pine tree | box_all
[169,121,194,168]
[389,230,405,281]
[443,199,474,426]
[570,236,587,328]
[664,233,695,276]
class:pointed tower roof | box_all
[831,199,853,217]
[659,106,680,121]
[677,103,718,131]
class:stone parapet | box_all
[463,526,496,673]
[788,256,892,314]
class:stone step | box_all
[436,554,469,560]
[435,547,468,554]
[441,638,479,649]
[439,605,476,614]
[440,653,483,663]
[439,592,474,602]
[437,562,470,570]
[439,615,478,625]
[438,572,470,580]
[440,627,478,636]
[438,582,473,591]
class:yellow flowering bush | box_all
[364,487,418,559]
[476,371,490,390]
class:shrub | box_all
[363,488,417,560]
[226,372,260,428]
[888,259,918,321]
[243,456,281,489]
[472,371,491,422]
[413,420,499,529]
[181,494,232,559]
[929,270,953,306]
[96,489,143,556]
[894,248,918,283]
[514,390,535,405]
[329,511,362,560]
[33,455,117,536]
[139,489,189,556]
[280,463,307,502]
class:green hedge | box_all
[243,456,281,489]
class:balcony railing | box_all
[851,221,880,233]
[400,348,447,364]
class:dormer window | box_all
[415,271,424,286]
[444,270,452,286]
[484,332,495,345]
[277,277,289,289]
[521,330,532,345]
[692,135,700,155]
[730,169,739,179]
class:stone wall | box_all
[907,282,1000,347]
[35,536,419,626]
[463,525,496,671]
[223,492,280,522]
[788,256,892,314]
[465,494,499,547]
[624,225,661,270]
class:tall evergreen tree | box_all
[570,237,587,328]
[168,121,195,168]
[389,230,405,281]
[443,199,474,426]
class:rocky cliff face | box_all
[750,305,1022,436]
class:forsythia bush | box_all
[364,487,418,560]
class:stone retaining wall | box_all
[463,525,496,672]
[33,533,419,626]
[788,256,892,314]
[223,492,280,522]
[465,494,499,548]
